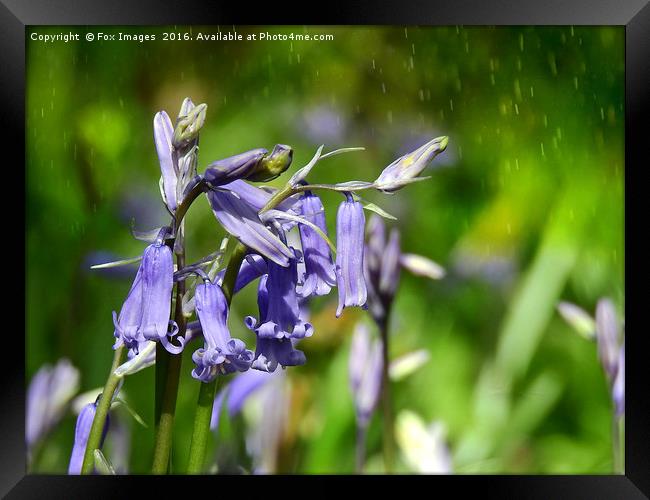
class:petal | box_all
[154,111,177,211]
[335,196,367,317]
[208,190,295,267]
[138,243,174,343]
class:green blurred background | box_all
[26,25,624,473]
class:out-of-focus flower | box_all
[297,191,336,298]
[300,105,348,145]
[596,298,622,380]
[374,136,448,193]
[335,194,368,317]
[349,323,383,427]
[243,370,290,474]
[364,214,444,324]
[68,401,110,475]
[192,280,254,383]
[389,349,431,381]
[395,410,452,474]
[210,369,278,431]
[557,301,597,340]
[112,241,184,355]
[26,359,80,454]
[399,253,446,280]
[613,344,625,418]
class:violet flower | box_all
[349,323,383,427]
[210,369,277,431]
[172,102,207,148]
[191,280,254,383]
[207,188,295,267]
[204,148,268,187]
[595,298,622,380]
[247,275,307,372]
[27,359,80,455]
[245,370,290,474]
[112,241,184,355]
[215,254,269,294]
[245,256,313,340]
[297,191,336,297]
[335,194,367,317]
[364,214,445,325]
[374,136,448,193]
[613,344,625,418]
[68,401,109,475]
[247,144,293,182]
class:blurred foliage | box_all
[26,25,623,473]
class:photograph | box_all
[25,25,625,476]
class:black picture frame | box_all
[3,0,648,497]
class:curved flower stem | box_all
[80,344,125,474]
[186,242,247,473]
[151,247,187,473]
[378,315,395,473]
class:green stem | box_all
[185,243,247,473]
[186,377,221,473]
[355,424,368,474]
[80,344,125,474]
[378,315,395,473]
[151,247,187,474]
[612,414,625,474]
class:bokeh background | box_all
[26,25,624,473]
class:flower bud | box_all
[375,136,448,193]
[247,144,293,182]
[173,103,207,148]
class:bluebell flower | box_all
[247,275,307,372]
[112,241,184,355]
[613,344,625,417]
[68,401,109,475]
[596,298,622,380]
[210,369,277,430]
[204,144,293,187]
[364,214,445,324]
[207,188,296,267]
[246,256,313,340]
[335,194,368,317]
[27,359,80,455]
[247,144,293,182]
[374,136,448,193]
[204,148,268,187]
[349,323,383,427]
[172,102,207,148]
[297,191,336,297]
[215,253,269,294]
[191,280,254,383]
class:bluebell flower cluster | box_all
[108,98,448,384]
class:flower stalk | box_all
[151,243,187,473]
[80,344,125,474]
[186,243,247,473]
